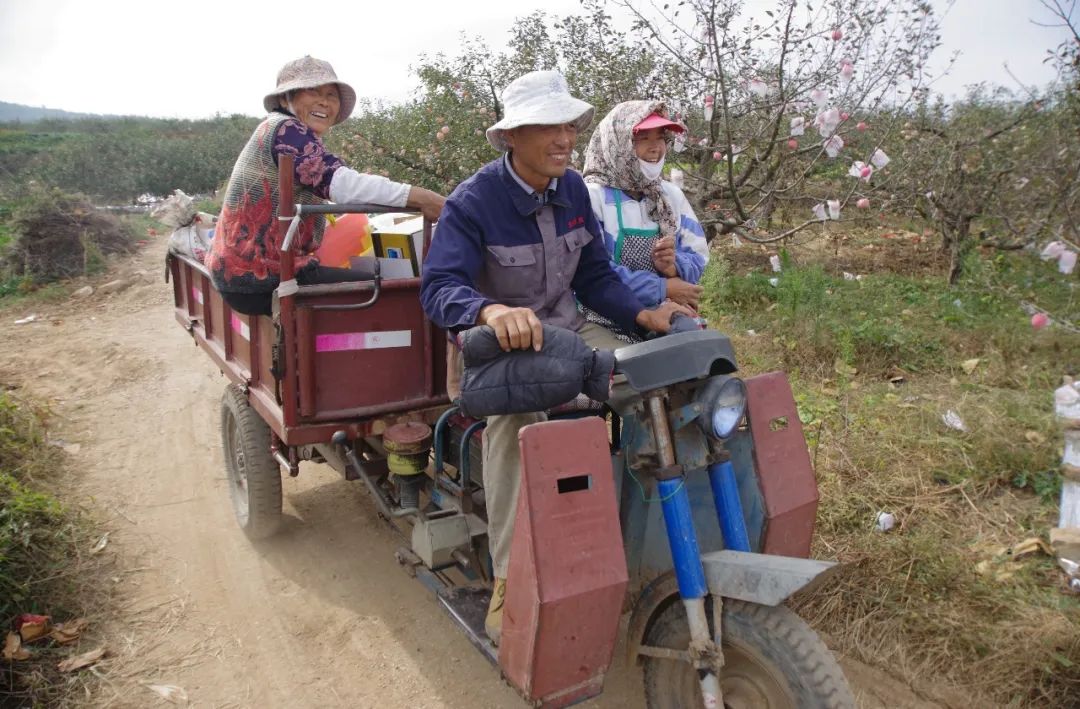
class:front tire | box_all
[642,597,854,709]
[220,384,282,539]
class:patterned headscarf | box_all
[583,100,680,240]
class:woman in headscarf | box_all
[582,100,708,341]
[205,55,445,316]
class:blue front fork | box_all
[707,460,751,553]
[657,461,750,600]
[658,477,709,599]
[650,392,749,707]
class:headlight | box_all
[696,375,747,439]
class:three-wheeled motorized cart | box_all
[167,157,854,708]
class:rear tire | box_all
[221,384,282,539]
[642,597,854,709]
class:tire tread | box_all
[221,384,282,539]
[643,598,855,709]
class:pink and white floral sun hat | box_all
[486,70,594,152]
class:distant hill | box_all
[0,101,117,123]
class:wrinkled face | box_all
[279,83,340,137]
[633,127,668,163]
[505,123,578,193]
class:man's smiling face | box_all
[505,123,578,193]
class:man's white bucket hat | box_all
[486,70,594,152]
[263,56,357,124]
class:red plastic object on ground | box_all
[499,417,628,708]
[745,372,819,557]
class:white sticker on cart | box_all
[230,314,250,341]
[316,330,412,352]
[190,286,203,304]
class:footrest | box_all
[436,585,497,664]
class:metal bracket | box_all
[668,401,704,432]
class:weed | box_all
[0,391,105,706]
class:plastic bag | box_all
[167,212,216,261]
[152,189,197,228]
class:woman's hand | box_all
[634,300,694,334]
[665,277,702,309]
[407,186,446,222]
[651,236,677,277]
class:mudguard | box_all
[626,552,839,662]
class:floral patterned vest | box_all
[205,111,327,293]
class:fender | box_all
[626,552,839,662]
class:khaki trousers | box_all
[481,322,634,578]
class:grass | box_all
[705,235,1080,705]
[0,390,107,706]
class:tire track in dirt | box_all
[0,240,941,708]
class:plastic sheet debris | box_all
[3,632,30,661]
[50,618,88,645]
[769,255,782,272]
[942,410,968,433]
[14,314,37,325]
[57,646,106,672]
[1056,378,1080,529]
[976,537,1054,583]
[875,512,895,532]
[1061,251,1077,275]
[151,189,196,228]
[144,684,189,705]
[91,532,110,554]
[961,358,980,375]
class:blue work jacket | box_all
[420,157,645,334]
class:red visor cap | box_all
[633,113,686,134]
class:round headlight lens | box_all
[697,375,747,439]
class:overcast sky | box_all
[0,0,1072,119]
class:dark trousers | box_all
[222,263,377,317]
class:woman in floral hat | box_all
[582,100,708,341]
[205,55,445,316]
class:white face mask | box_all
[639,157,665,182]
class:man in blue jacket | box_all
[420,70,688,645]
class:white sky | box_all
[0,0,1072,119]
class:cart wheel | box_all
[221,384,282,539]
[642,597,854,709]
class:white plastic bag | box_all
[167,212,216,261]
[152,189,197,228]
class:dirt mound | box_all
[2,188,134,283]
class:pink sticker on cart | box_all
[190,286,203,304]
[230,314,250,341]
[316,330,412,352]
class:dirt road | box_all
[0,240,941,708]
